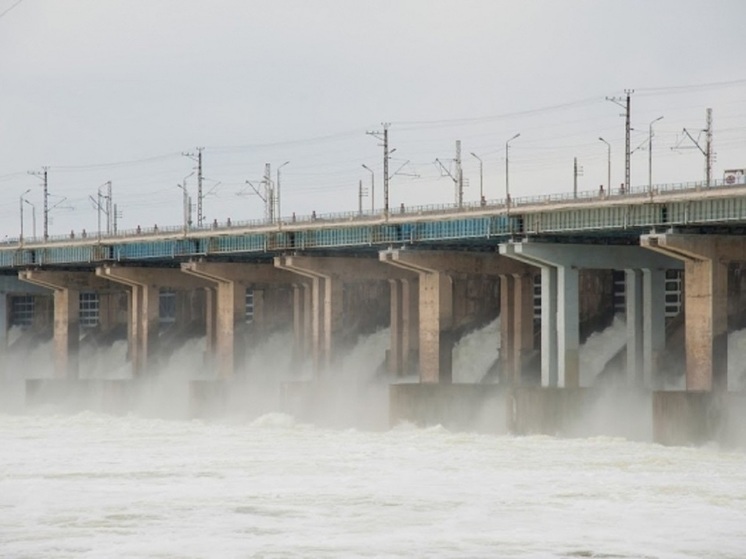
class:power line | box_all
[0,0,24,20]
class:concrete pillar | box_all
[388,277,421,376]
[625,269,644,385]
[501,241,682,388]
[497,271,536,385]
[401,277,419,373]
[557,265,580,388]
[181,261,295,378]
[389,279,404,375]
[498,274,515,383]
[18,270,113,379]
[205,287,216,356]
[641,234,743,392]
[513,272,535,384]
[276,255,405,374]
[0,293,8,351]
[381,249,531,384]
[292,283,306,360]
[541,266,559,387]
[420,271,453,383]
[643,269,666,389]
[98,265,210,376]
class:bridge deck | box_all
[2,180,745,268]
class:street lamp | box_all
[648,116,663,196]
[277,161,289,222]
[24,199,37,240]
[19,189,30,242]
[362,164,374,212]
[599,137,611,195]
[177,172,195,231]
[470,152,484,205]
[505,133,520,204]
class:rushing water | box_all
[1,413,746,558]
[2,320,746,557]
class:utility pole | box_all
[89,181,112,240]
[572,157,584,198]
[358,179,364,215]
[705,108,713,187]
[183,147,204,227]
[366,123,391,217]
[607,89,634,193]
[435,140,465,208]
[648,116,663,196]
[455,140,463,207]
[470,152,484,205]
[679,108,714,188]
[28,167,49,241]
[277,161,289,222]
[263,163,273,222]
[362,164,374,212]
[106,181,113,234]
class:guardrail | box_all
[2,177,743,249]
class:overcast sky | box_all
[1,0,745,240]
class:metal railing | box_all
[2,177,744,250]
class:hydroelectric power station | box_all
[2,179,746,445]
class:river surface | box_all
[2,322,746,557]
[2,411,746,559]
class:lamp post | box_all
[470,152,484,205]
[177,172,195,231]
[276,161,289,222]
[599,137,611,194]
[19,189,30,242]
[505,133,520,205]
[362,164,374,212]
[648,116,663,196]
[24,199,37,239]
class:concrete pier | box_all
[275,255,402,373]
[380,249,531,383]
[97,266,209,375]
[500,241,681,388]
[642,234,742,391]
[181,261,295,378]
[18,270,114,378]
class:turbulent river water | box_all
[2,318,746,558]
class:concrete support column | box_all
[181,262,295,378]
[0,293,8,351]
[420,272,453,383]
[557,265,580,388]
[541,266,558,387]
[686,258,728,391]
[19,271,112,379]
[643,269,666,388]
[215,281,245,377]
[401,277,419,373]
[498,272,536,385]
[381,249,531,384]
[98,265,210,376]
[501,241,681,388]
[205,287,216,356]
[642,234,739,392]
[52,288,80,378]
[388,277,420,376]
[276,255,403,374]
[625,269,644,385]
[513,272,536,384]
[498,274,515,383]
[292,283,307,360]
[389,279,404,375]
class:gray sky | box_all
[1,0,745,239]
